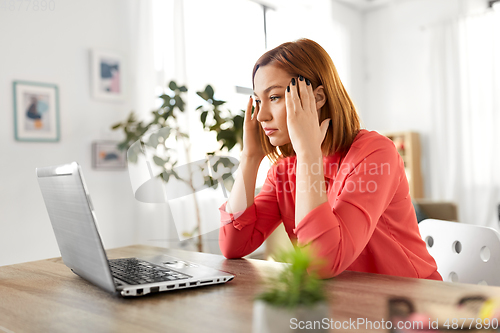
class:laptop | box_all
[36,161,234,297]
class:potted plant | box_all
[253,247,330,333]
[111,81,242,252]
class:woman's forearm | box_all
[295,149,328,227]
[225,154,263,214]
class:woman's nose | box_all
[256,103,272,122]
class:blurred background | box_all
[1,0,499,265]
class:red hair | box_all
[252,38,361,164]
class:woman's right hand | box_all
[241,97,266,161]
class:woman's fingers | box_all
[297,76,311,113]
[288,77,303,114]
[245,96,253,121]
[244,96,261,122]
[285,84,294,116]
[306,79,316,113]
[252,100,260,121]
[288,76,316,114]
[299,76,316,114]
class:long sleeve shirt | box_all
[219,129,442,280]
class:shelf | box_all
[383,131,424,199]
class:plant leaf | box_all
[159,94,171,102]
[213,100,226,107]
[200,111,208,125]
[117,142,129,151]
[174,95,185,111]
[168,81,178,91]
[153,156,166,166]
[216,129,233,141]
[147,133,159,148]
[126,112,136,123]
[162,172,170,182]
[196,91,209,101]
[205,85,214,100]
[233,115,244,129]
[128,152,138,163]
[158,126,171,139]
[255,247,327,308]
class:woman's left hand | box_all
[285,76,331,156]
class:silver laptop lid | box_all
[36,162,116,293]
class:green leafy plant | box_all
[111,81,243,252]
[256,247,328,309]
[196,85,245,152]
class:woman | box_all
[218,38,441,280]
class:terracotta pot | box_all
[252,299,330,333]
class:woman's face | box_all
[253,64,294,147]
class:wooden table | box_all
[1,245,499,332]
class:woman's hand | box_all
[285,77,330,157]
[241,97,266,161]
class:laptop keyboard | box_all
[109,258,191,285]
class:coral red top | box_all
[219,129,442,280]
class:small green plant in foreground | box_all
[256,247,328,309]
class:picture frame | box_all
[90,49,124,101]
[13,81,60,142]
[92,141,127,170]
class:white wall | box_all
[0,0,144,266]
[362,0,487,198]
[329,0,365,120]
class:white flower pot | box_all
[252,299,330,333]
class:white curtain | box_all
[128,0,157,118]
[428,10,500,228]
[126,0,181,250]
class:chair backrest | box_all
[419,219,500,286]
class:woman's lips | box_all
[264,129,277,136]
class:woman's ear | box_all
[314,85,327,111]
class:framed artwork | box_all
[13,81,60,142]
[91,49,124,101]
[92,141,127,170]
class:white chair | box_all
[419,219,500,286]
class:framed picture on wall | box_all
[13,81,60,142]
[90,49,124,101]
[92,141,127,170]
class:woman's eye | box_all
[255,99,261,104]
[270,96,280,102]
